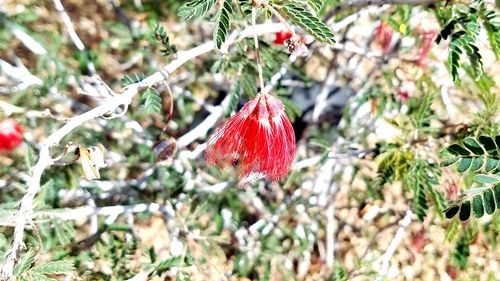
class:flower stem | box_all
[267,5,293,33]
[252,8,266,93]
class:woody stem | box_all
[267,5,293,33]
[252,8,266,93]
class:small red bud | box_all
[0,119,23,152]
[273,31,293,45]
[374,22,393,53]
[396,88,410,101]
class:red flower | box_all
[205,93,296,181]
[416,30,436,67]
[273,30,292,45]
[396,88,410,101]
[374,22,393,53]
[0,119,23,152]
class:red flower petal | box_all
[0,119,23,152]
[273,31,293,45]
[374,22,393,53]
[416,30,436,67]
[206,93,296,180]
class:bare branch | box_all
[52,0,96,76]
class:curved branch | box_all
[0,22,286,280]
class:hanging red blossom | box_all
[374,21,393,53]
[416,30,436,67]
[273,30,293,45]
[205,93,296,181]
[0,119,23,152]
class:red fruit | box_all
[374,22,393,53]
[205,93,296,181]
[0,119,23,152]
[273,31,293,45]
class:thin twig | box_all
[53,0,96,76]
[252,9,265,92]
[375,209,413,281]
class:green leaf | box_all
[121,73,145,86]
[177,0,216,21]
[463,137,485,155]
[473,174,500,185]
[459,200,471,221]
[414,181,428,221]
[485,158,500,172]
[445,205,460,219]
[142,88,162,114]
[447,144,471,156]
[307,0,323,13]
[53,219,75,246]
[483,189,496,215]
[440,157,459,167]
[472,195,484,218]
[31,260,75,275]
[457,157,473,173]
[469,157,484,172]
[479,8,500,58]
[13,250,37,276]
[478,135,498,155]
[213,0,233,49]
[282,2,335,44]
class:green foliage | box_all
[14,250,74,281]
[121,72,145,86]
[154,254,194,276]
[404,160,446,221]
[177,0,217,21]
[141,87,162,114]
[409,90,434,131]
[281,2,335,44]
[435,2,500,84]
[31,260,75,275]
[441,136,500,173]
[478,5,500,58]
[333,262,348,281]
[278,95,302,123]
[307,0,324,13]
[154,24,177,57]
[237,0,253,20]
[444,184,500,221]
[214,0,233,49]
[441,135,500,220]
[225,80,242,118]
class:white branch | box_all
[53,0,96,76]
[0,22,287,280]
[375,209,413,281]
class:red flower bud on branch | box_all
[374,21,393,53]
[273,30,293,45]
[0,119,23,152]
[205,93,296,181]
[416,30,436,67]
